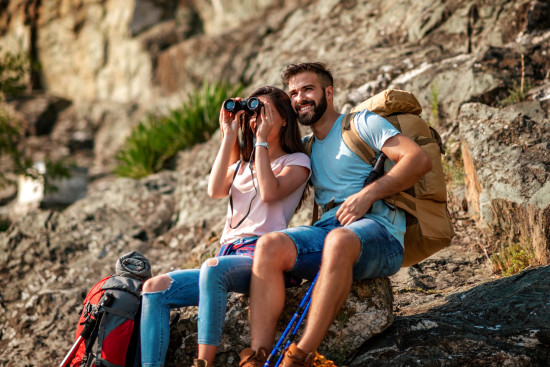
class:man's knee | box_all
[254,233,297,271]
[323,228,361,264]
[142,274,172,293]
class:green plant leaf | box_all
[114,80,243,179]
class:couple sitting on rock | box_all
[139,62,432,367]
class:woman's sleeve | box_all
[283,153,311,177]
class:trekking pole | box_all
[264,272,320,367]
[273,296,313,367]
[59,293,114,367]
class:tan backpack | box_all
[307,89,455,267]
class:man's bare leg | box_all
[198,344,217,366]
[296,228,361,353]
[249,232,298,351]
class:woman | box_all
[140,86,311,367]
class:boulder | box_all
[7,94,71,136]
[348,265,550,366]
[2,0,550,365]
[0,171,179,365]
[459,101,550,264]
[164,277,394,366]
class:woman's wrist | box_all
[222,129,238,140]
[254,141,269,149]
[255,133,268,143]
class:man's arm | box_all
[336,134,432,225]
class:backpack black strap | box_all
[81,293,114,366]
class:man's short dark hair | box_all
[281,62,334,89]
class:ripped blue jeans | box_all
[140,254,253,367]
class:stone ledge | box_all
[165,277,394,366]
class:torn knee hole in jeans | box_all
[143,276,174,294]
[206,258,219,267]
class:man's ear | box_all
[325,86,334,101]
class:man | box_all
[239,63,432,367]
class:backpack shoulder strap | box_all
[302,135,320,225]
[341,112,377,166]
[303,135,314,157]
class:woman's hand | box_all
[209,99,246,199]
[219,100,243,141]
[254,100,274,142]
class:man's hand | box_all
[336,190,374,226]
[336,134,432,226]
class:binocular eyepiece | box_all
[223,97,263,115]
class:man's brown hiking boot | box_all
[280,343,315,367]
[239,347,269,367]
[239,347,268,367]
[191,358,207,367]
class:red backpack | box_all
[61,251,152,367]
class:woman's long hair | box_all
[241,86,309,210]
[240,86,306,160]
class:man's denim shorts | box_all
[280,215,404,281]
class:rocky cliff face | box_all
[1,0,549,366]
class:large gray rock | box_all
[0,161,393,366]
[348,265,550,367]
[167,135,394,365]
[191,0,289,36]
[3,0,548,177]
[0,171,179,365]
[1,0,539,111]
[164,277,394,366]
[459,101,550,264]
[2,0,550,366]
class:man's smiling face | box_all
[288,72,328,126]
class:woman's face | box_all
[249,95,286,140]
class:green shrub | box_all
[0,110,27,175]
[0,47,30,98]
[0,112,72,190]
[1,47,30,186]
[500,80,533,106]
[500,54,532,107]
[491,242,537,277]
[1,48,72,191]
[442,146,464,189]
[113,115,176,179]
[429,82,439,127]
[115,80,242,178]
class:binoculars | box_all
[223,97,263,115]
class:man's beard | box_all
[296,91,328,126]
